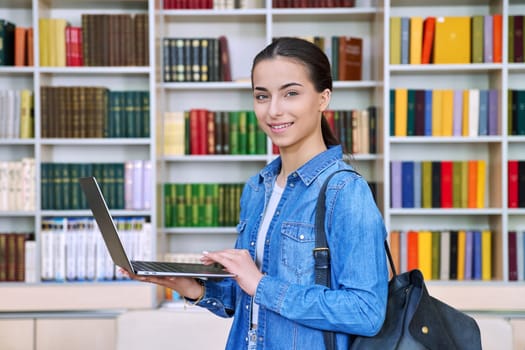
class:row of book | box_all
[39,14,148,67]
[163,110,267,156]
[0,19,33,66]
[41,160,152,211]
[390,15,502,65]
[508,90,525,136]
[325,107,377,155]
[509,230,525,281]
[273,0,355,7]
[390,160,486,209]
[0,158,35,212]
[390,89,499,137]
[164,183,242,227]
[41,87,150,138]
[0,233,35,282]
[163,0,263,9]
[0,89,34,139]
[162,36,231,82]
[508,160,525,208]
[40,217,151,282]
[389,230,492,281]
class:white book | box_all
[468,89,480,137]
[13,90,21,138]
[53,218,67,282]
[0,161,8,211]
[142,160,152,210]
[359,109,370,154]
[0,90,5,138]
[132,160,144,210]
[517,231,524,281]
[440,231,451,280]
[140,222,152,261]
[21,158,36,211]
[40,219,55,281]
[24,240,37,283]
[399,230,407,273]
[5,90,15,138]
[85,220,97,281]
[75,219,87,281]
[65,219,78,281]
[124,161,134,209]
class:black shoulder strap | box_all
[314,169,396,350]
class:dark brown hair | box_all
[251,37,340,147]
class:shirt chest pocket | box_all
[279,222,316,284]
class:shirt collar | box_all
[258,145,343,186]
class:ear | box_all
[319,88,331,112]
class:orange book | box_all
[27,28,34,66]
[389,231,401,276]
[394,88,408,136]
[407,230,419,271]
[457,230,466,280]
[461,90,470,136]
[476,160,486,208]
[14,27,27,66]
[493,14,502,63]
[467,160,478,208]
[421,17,436,64]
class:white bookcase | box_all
[1,0,524,316]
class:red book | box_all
[421,17,436,64]
[493,14,502,63]
[508,231,518,281]
[441,160,453,208]
[508,160,519,208]
[189,109,200,155]
[514,16,524,63]
[198,109,208,154]
[219,36,232,82]
[339,36,362,81]
[65,26,74,66]
[407,230,419,271]
[27,28,34,66]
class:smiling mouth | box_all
[270,122,293,130]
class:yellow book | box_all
[53,18,68,67]
[417,230,433,280]
[481,230,492,281]
[434,16,471,64]
[462,90,470,136]
[38,18,50,66]
[19,89,33,138]
[432,89,443,136]
[441,89,454,136]
[476,160,486,208]
[457,230,466,280]
[390,17,401,64]
[410,17,423,64]
[421,161,432,208]
[163,111,185,156]
[394,88,408,136]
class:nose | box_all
[268,96,283,118]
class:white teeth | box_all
[271,123,292,129]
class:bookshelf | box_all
[1,0,525,319]
[0,0,156,311]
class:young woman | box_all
[126,37,388,349]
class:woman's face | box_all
[252,56,330,152]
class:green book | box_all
[460,160,469,208]
[471,16,484,64]
[247,110,257,155]
[164,184,173,227]
[69,163,81,210]
[175,184,186,227]
[114,163,125,209]
[229,111,239,155]
[421,161,432,208]
[431,231,441,280]
[452,161,462,208]
[218,184,225,226]
[406,89,416,136]
[185,183,193,227]
[52,163,64,210]
[238,111,247,154]
[331,36,339,80]
[41,163,52,210]
[141,91,150,138]
[204,184,214,227]
[124,91,135,138]
[509,90,514,135]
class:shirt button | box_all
[292,173,297,177]
[246,305,249,309]
[299,234,304,240]
[275,210,280,215]
[250,241,255,246]
[289,183,294,187]
[265,239,270,244]
[212,302,217,306]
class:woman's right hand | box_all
[119,268,203,299]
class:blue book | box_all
[413,161,422,208]
[452,90,463,136]
[424,90,433,136]
[390,161,402,208]
[488,89,499,135]
[473,230,482,280]
[464,231,473,280]
[478,90,489,136]
[401,17,410,64]
[401,161,414,208]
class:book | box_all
[421,17,436,64]
[401,161,414,208]
[449,230,458,280]
[492,14,502,63]
[431,231,441,280]
[219,35,232,81]
[431,89,443,136]
[481,230,492,281]
[339,36,362,81]
[409,17,423,64]
[441,89,454,136]
[519,161,525,208]
[400,17,409,64]
[441,160,453,208]
[508,160,519,208]
[418,230,432,280]
[440,231,450,280]
[390,17,401,64]
[390,161,402,208]
[509,231,518,281]
[421,161,432,208]
[483,15,493,63]
[471,15,484,64]
[394,89,407,136]
[407,230,418,271]
[467,160,478,208]
[476,160,486,208]
[434,16,471,64]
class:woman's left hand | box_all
[201,249,263,296]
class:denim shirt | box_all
[197,145,388,349]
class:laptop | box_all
[79,176,234,278]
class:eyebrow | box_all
[253,82,303,92]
